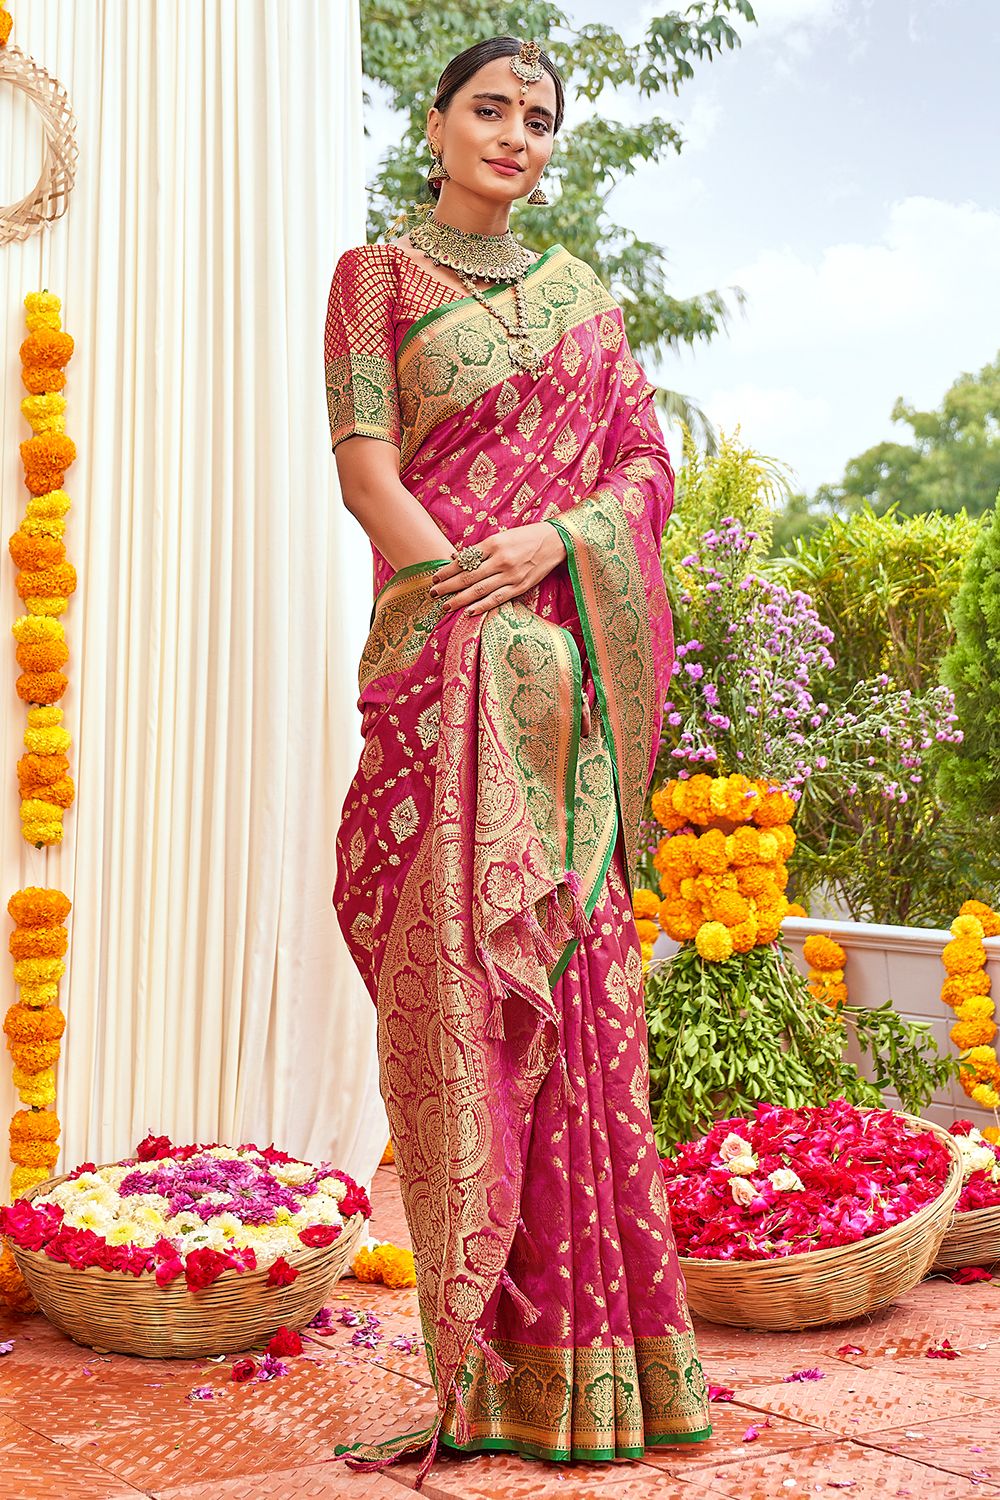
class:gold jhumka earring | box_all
[427,143,449,186]
[527,181,549,205]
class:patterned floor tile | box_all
[676,1439,1000,1499]
[638,1400,825,1471]
[701,1352,845,1389]
[730,1364,970,1436]
[0,1413,144,1498]
[392,1449,732,1499]
[859,1414,1000,1482]
[152,1463,425,1498]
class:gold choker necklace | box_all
[408,215,534,282]
[408,216,542,372]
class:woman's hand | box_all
[428,522,567,617]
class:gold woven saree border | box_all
[547,493,657,891]
[439,1332,711,1458]
[395,249,618,470]
[326,349,402,451]
[358,559,449,696]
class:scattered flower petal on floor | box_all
[350,1328,382,1348]
[783,1367,825,1381]
[307,1307,335,1332]
[708,1383,735,1401]
[743,1419,771,1442]
[388,1334,417,1353]
[252,1353,288,1382]
[835,1344,865,1356]
[926,1338,961,1358]
[0,1341,13,1356]
[950,1267,993,1283]
[188,1384,216,1401]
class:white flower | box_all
[956,1134,999,1180]
[719,1133,753,1164]
[729,1177,757,1207]
[270,1161,313,1187]
[727,1154,759,1178]
[768,1168,805,1193]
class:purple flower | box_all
[188,1384,216,1401]
[253,1354,289,1382]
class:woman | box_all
[327,36,711,1486]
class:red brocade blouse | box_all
[324,243,467,455]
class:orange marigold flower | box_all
[707,890,751,927]
[351,1246,383,1283]
[694,828,729,874]
[803,934,847,971]
[10,1108,60,1142]
[942,936,986,975]
[16,671,69,706]
[658,898,701,942]
[9,1137,59,1170]
[736,864,771,899]
[941,971,991,1006]
[374,1244,417,1288]
[729,826,761,866]
[950,1019,999,1052]
[16,640,70,674]
[634,918,660,944]
[4,1004,66,1044]
[0,1245,37,1313]
[785,902,808,918]
[8,926,68,961]
[21,365,67,395]
[7,888,71,926]
[631,888,660,921]
[19,328,74,367]
[0,9,13,47]
[15,560,77,599]
[959,900,1000,938]
[729,914,759,953]
[8,1039,62,1072]
[8,532,65,570]
[753,784,796,828]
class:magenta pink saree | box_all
[325,241,710,1483]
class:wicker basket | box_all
[678,1113,964,1331]
[932,1204,1000,1272]
[8,1169,367,1358]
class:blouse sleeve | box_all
[324,244,403,453]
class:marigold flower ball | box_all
[0,1246,36,1314]
[960,900,1000,938]
[10,1165,50,1198]
[941,971,991,1006]
[8,925,68,962]
[802,934,847,971]
[634,918,659,945]
[10,1108,60,1142]
[941,937,985,976]
[10,1137,60,1170]
[7,886,71,927]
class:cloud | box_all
[663,196,1000,491]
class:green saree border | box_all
[369,556,449,627]
[397,242,566,357]
[439,1427,713,1460]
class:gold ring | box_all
[457,545,486,572]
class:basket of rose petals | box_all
[0,1134,370,1357]
[931,1123,1000,1272]
[661,1101,963,1330]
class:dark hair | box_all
[433,36,565,134]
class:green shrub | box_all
[937,493,1000,824]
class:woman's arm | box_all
[335,435,454,572]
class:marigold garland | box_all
[646,774,794,959]
[2,290,76,1312]
[802,933,848,1011]
[940,901,1000,1134]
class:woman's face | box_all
[427,55,557,205]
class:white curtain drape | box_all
[0,0,388,1200]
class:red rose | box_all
[266,1325,303,1358]
[266,1256,299,1287]
[184,1247,236,1292]
[298,1224,341,1248]
[136,1132,172,1161]
[339,1185,372,1220]
[155,1257,184,1288]
[231,1357,257,1382]
[259,1144,296,1164]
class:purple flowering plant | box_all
[655,517,961,801]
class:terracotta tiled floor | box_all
[2,1165,998,1499]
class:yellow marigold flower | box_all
[23,723,72,756]
[631,888,660,922]
[942,936,986,975]
[803,934,847,971]
[965,1044,1000,1068]
[24,292,63,330]
[951,913,985,940]
[971,1083,1000,1109]
[12,1066,56,1107]
[18,982,60,1008]
[634,918,659,945]
[25,489,72,518]
[373,1244,417,1289]
[10,1165,51,1199]
[773,824,797,860]
[640,941,655,965]
[680,877,698,903]
[950,1019,999,1051]
[756,831,780,864]
[960,900,1000,938]
[13,957,65,986]
[20,392,67,434]
[695,921,733,963]
[955,996,996,1022]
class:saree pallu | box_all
[328,243,710,1482]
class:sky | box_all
[365,0,1000,495]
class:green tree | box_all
[361,1,756,407]
[812,353,1000,519]
[936,493,1000,825]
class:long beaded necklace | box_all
[408,214,544,374]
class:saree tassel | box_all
[500,1266,541,1326]
[451,1382,473,1446]
[516,1213,545,1269]
[524,907,560,966]
[560,1050,579,1107]
[484,997,506,1039]
[526,1019,549,1071]
[563,867,592,940]
[413,1428,440,1489]
[473,1328,514,1383]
